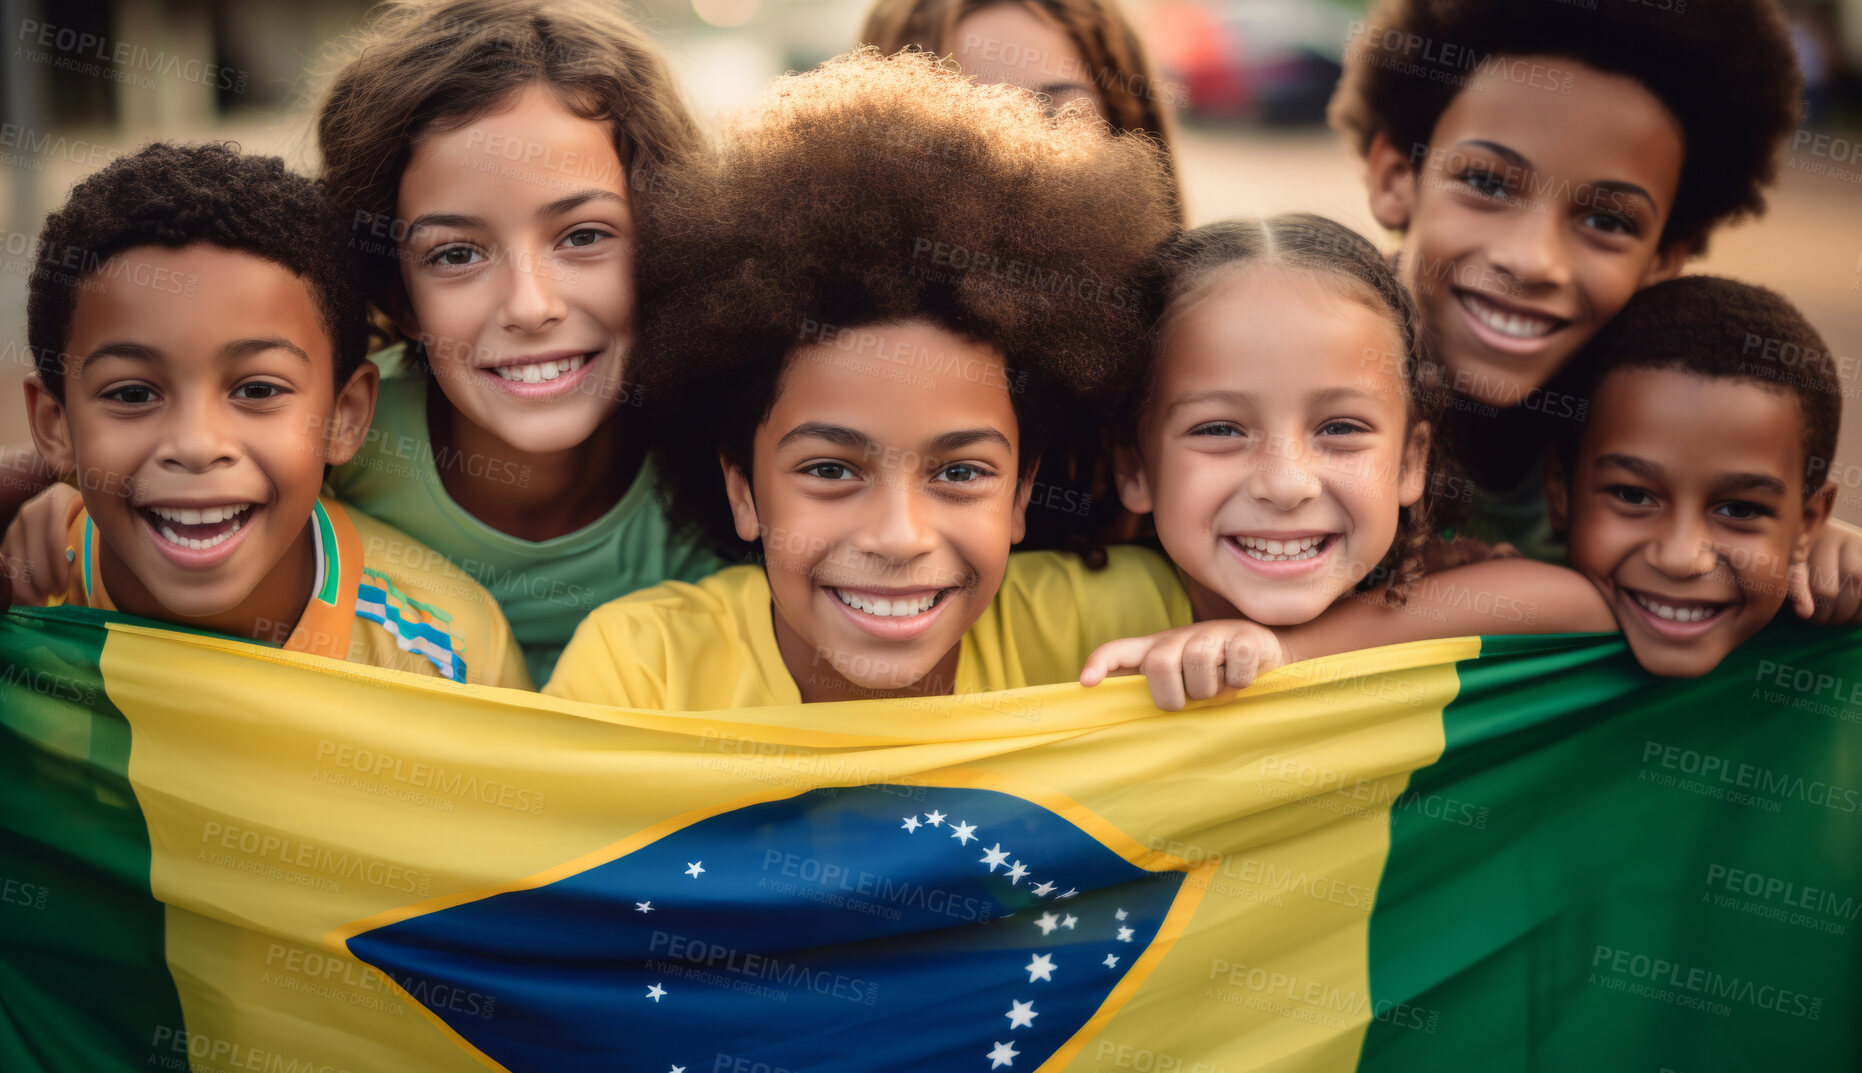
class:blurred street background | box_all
[5,0,1862,518]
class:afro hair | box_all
[1327,0,1801,254]
[28,141,368,400]
[1554,275,1841,493]
[633,47,1179,551]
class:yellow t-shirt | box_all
[544,546,1190,709]
[61,497,531,690]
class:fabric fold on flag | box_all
[1,605,1856,1072]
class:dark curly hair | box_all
[315,0,700,341]
[27,141,367,401]
[1116,214,1457,606]
[1327,0,1801,254]
[633,48,1178,551]
[1553,275,1840,495]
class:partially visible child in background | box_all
[4,0,724,686]
[860,0,1183,217]
[1321,0,1862,613]
[1547,276,1843,676]
[1082,215,1613,709]
[546,49,1185,710]
[20,143,527,688]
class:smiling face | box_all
[1556,368,1833,678]
[396,83,636,455]
[723,321,1033,702]
[1372,61,1686,408]
[1118,267,1430,626]
[951,3,1103,119]
[25,244,374,632]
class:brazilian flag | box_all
[2,604,1857,1072]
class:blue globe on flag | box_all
[347,784,1189,1071]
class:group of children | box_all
[4,0,1859,716]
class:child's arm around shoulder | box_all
[0,482,80,606]
[1276,558,1617,665]
[1080,559,1616,711]
[1792,517,1862,625]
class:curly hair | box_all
[1117,214,1457,606]
[632,48,1178,551]
[27,141,367,401]
[858,0,1184,221]
[1326,0,1800,254]
[1553,275,1840,495]
[314,0,699,338]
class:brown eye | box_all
[104,385,155,405]
[1714,501,1769,521]
[1189,422,1242,437]
[428,244,483,268]
[938,463,988,483]
[802,462,854,481]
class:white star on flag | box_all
[924,809,947,826]
[987,1040,1020,1068]
[1115,908,1128,921]
[1061,914,1078,930]
[1034,912,1060,935]
[684,862,705,879]
[949,821,978,845]
[1031,881,1055,896]
[1005,999,1038,1029]
[1117,926,1134,942]
[1005,861,1030,884]
[670,1066,685,1073]
[645,983,667,1002]
[635,901,654,913]
[980,843,1010,871]
[1025,953,1056,983]
[901,815,922,833]
[1103,954,1119,968]
[1058,888,1078,899]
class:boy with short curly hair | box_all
[23,142,528,688]
[545,49,1186,709]
[1549,276,1842,675]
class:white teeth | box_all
[834,588,941,617]
[156,515,245,551]
[1234,535,1326,562]
[149,504,251,526]
[493,354,587,383]
[1631,592,1721,624]
[1465,295,1556,339]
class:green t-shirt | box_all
[326,358,730,685]
[1460,456,1567,567]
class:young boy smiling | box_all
[544,50,1185,709]
[23,143,528,688]
[1549,276,1840,677]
